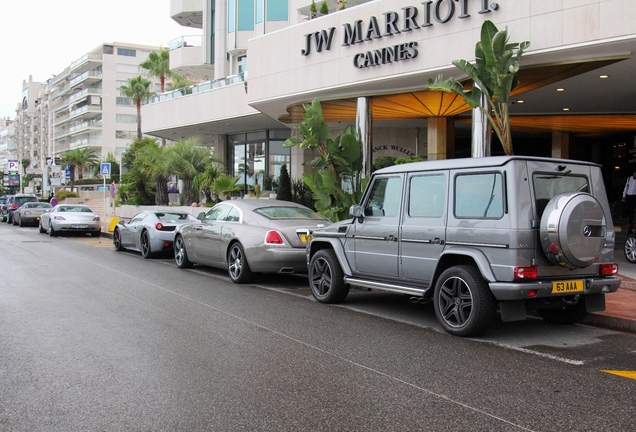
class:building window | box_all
[116,64,142,74]
[116,97,133,106]
[256,0,264,23]
[117,48,136,57]
[228,0,235,32]
[116,114,138,123]
[267,0,288,21]
[238,0,254,31]
[228,130,290,194]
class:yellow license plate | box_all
[551,280,584,294]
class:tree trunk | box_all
[183,179,194,205]
[155,175,169,205]
[136,100,142,141]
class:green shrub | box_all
[55,190,80,200]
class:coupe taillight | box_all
[155,222,164,231]
[265,230,284,245]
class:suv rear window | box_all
[533,173,589,218]
[15,196,37,205]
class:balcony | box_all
[69,70,103,89]
[170,0,203,29]
[168,35,213,80]
[69,53,102,75]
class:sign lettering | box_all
[301,0,500,69]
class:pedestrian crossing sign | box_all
[100,162,111,178]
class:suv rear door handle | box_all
[386,234,397,242]
[431,238,445,245]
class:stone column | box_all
[472,88,491,157]
[427,117,454,160]
[552,132,570,159]
[356,97,373,181]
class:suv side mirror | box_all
[197,212,206,220]
[350,205,363,218]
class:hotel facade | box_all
[143,0,636,201]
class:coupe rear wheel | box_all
[140,231,153,258]
[18,217,23,227]
[90,230,101,238]
[227,243,253,284]
[308,249,349,303]
[113,229,125,251]
[38,220,46,233]
[47,223,57,237]
[624,233,636,263]
[174,235,192,268]
[433,265,496,337]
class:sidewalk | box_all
[584,225,636,333]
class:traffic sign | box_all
[8,160,18,173]
[100,162,111,178]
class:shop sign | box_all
[301,0,500,69]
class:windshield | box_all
[255,206,327,220]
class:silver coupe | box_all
[113,210,198,258]
[39,204,101,237]
[173,199,330,283]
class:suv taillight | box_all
[599,263,618,275]
[10,204,18,210]
[514,266,537,280]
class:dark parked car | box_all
[2,194,39,224]
[13,202,53,227]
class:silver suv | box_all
[307,156,621,337]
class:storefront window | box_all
[229,130,290,195]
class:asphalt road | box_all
[1,224,635,431]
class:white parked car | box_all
[39,204,101,237]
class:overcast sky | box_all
[0,0,200,119]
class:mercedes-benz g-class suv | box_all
[307,156,621,337]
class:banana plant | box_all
[426,20,529,155]
[284,99,364,221]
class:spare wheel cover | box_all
[540,192,606,269]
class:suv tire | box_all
[309,249,350,303]
[433,265,496,337]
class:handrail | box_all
[150,73,245,103]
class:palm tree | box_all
[194,162,224,204]
[120,138,159,205]
[136,143,170,205]
[59,148,99,191]
[426,20,529,155]
[140,49,172,92]
[164,137,214,205]
[119,76,154,141]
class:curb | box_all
[583,313,636,333]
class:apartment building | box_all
[48,42,166,165]
[143,0,636,199]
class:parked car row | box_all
[1,193,39,223]
[0,193,102,238]
[113,199,330,284]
